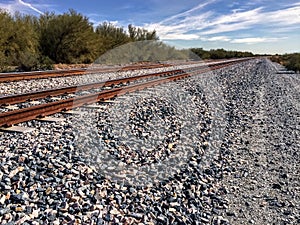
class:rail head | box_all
[0,58,252,127]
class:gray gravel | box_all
[0,75,164,113]
[0,63,207,97]
[0,59,299,224]
[216,60,300,224]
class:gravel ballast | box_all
[0,59,299,224]
[0,63,207,96]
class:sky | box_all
[0,0,300,54]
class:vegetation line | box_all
[0,9,158,72]
[270,53,300,73]
[1,9,298,73]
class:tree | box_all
[38,10,99,63]
[0,9,161,71]
[190,48,210,60]
[128,24,159,41]
[12,13,40,71]
[0,11,40,71]
[0,10,14,71]
[284,53,300,72]
[95,22,129,55]
[191,47,254,60]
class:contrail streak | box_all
[18,0,44,15]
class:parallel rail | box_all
[0,58,251,127]
[0,63,170,82]
[0,72,192,126]
[0,69,183,105]
[0,59,248,105]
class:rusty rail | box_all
[0,58,251,127]
[0,58,251,83]
[0,69,184,105]
[0,72,191,126]
[0,64,171,82]
[0,58,250,105]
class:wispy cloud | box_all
[159,0,216,24]
[201,7,263,35]
[18,0,43,15]
[143,0,215,40]
[198,36,286,44]
[201,36,231,42]
[162,33,199,40]
[145,1,300,42]
[284,2,300,7]
[265,5,300,25]
[0,0,44,15]
[231,37,286,44]
[145,12,212,40]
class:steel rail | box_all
[0,58,249,105]
[0,72,191,126]
[0,58,251,127]
[0,69,184,105]
[0,58,250,82]
[0,64,170,82]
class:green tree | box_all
[95,22,129,55]
[0,9,161,71]
[270,53,300,73]
[0,11,40,71]
[0,10,14,71]
[13,13,40,71]
[191,47,253,60]
[38,9,99,63]
[128,24,159,41]
[190,48,210,60]
[284,53,300,72]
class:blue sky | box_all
[0,0,300,54]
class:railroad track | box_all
[0,58,251,127]
[0,63,171,83]
[0,69,184,105]
[0,59,246,83]
[0,59,248,106]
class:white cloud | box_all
[209,7,263,26]
[198,36,285,44]
[145,12,212,40]
[0,0,44,15]
[145,2,300,41]
[203,36,231,42]
[162,33,199,40]
[231,37,286,44]
[202,5,300,35]
[288,2,300,7]
[0,1,17,14]
[160,0,216,24]
[265,5,300,25]
[18,0,43,15]
[201,20,256,35]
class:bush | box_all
[16,51,40,71]
[270,53,300,73]
[38,56,54,70]
[284,53,300,72]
